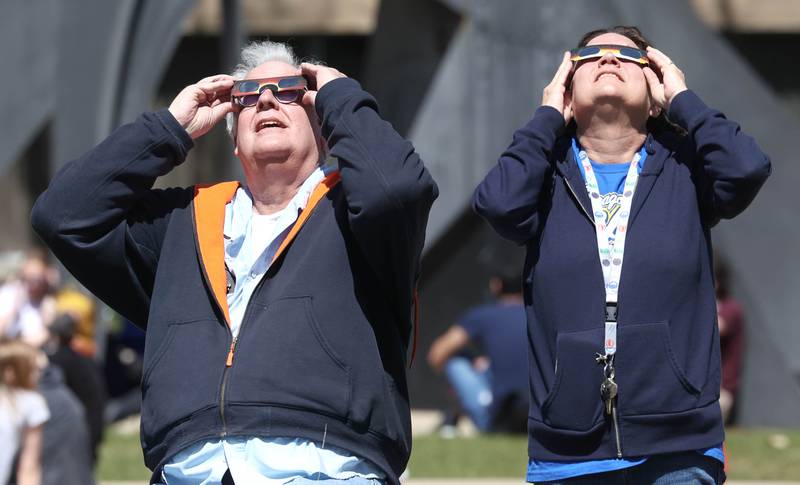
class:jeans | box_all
[535,452,725,484]
[444,356,494,431]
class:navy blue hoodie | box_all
[473,90,770,461]
[32,78,438,483]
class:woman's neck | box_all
[577,124,647,164]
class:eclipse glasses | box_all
[569,44,649,65]
[231,75,308,107]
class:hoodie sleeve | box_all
[669,90,772,225]
[315,78,438,330]
[472,106,563,245]
[31,109,194,327]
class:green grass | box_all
[97,428,150,481]
[97,426,800,481]
[725,427,800,480]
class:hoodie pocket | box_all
[540,327,605,431]
[614,322,701,415]
[140,319,223,436]
[227,296,351,419]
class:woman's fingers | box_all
[552,51,573,88]
[643,66,662,96]
[542,52,573,116]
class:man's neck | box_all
[243,158,319,215]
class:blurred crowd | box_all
[0,248,145,485]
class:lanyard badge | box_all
[575,145,645,355]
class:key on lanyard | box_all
[599,360,618,415]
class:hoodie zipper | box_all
[565,173,625,456]
[218,273,270,436]
[562,176,594,223]
[611,401,622,457]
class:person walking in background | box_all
[714,254,745,425]
[428,270,528,434]
[32,40,437,485]
[0,340,50,485]
[44,313,107,464]
[474,25,770,484]
[37,363,96,485]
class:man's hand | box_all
[300,63,347,109]
[643,47,688,114]
[542,51,574,124]
[168,75,235,139]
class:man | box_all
[0,251,57,347]
[32,41,437,485]
[427,272,528,434]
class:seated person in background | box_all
[427,271,528,433]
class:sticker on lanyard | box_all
[573,140,647,357]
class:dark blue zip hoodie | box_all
[473,90,770,461]
[31,78,438,483]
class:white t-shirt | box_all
[0,389,50,483]
[0,283,51,345]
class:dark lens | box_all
[578,46,601,57]
[237,80,260,93]
[238,94,260,107]
[619,46,644,60]
[278,77,302,88]
[274,89,302,104]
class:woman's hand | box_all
[542,51,574,124]
[168,75,235,139]
[643,47,688,114]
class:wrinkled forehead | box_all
[245,61,299,80]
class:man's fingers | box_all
[300,62,320,77]
[302,90,317,108]
[210,101,235,120]
[196,78,235,95]
[198,74,235,85]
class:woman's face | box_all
[570,33,652,123]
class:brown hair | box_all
[577,25,652,50]
[0,340,40,390]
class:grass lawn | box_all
[97,426,800,481]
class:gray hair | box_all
[225,41,300,139]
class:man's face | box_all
[19,259,49,301]
[233,61,322,164]
[570,33,651,119]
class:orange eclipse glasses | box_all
[570,44,649,65]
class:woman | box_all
[0,340,50,485]
[473,26,770,484]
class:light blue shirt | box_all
[162,167,384,484]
